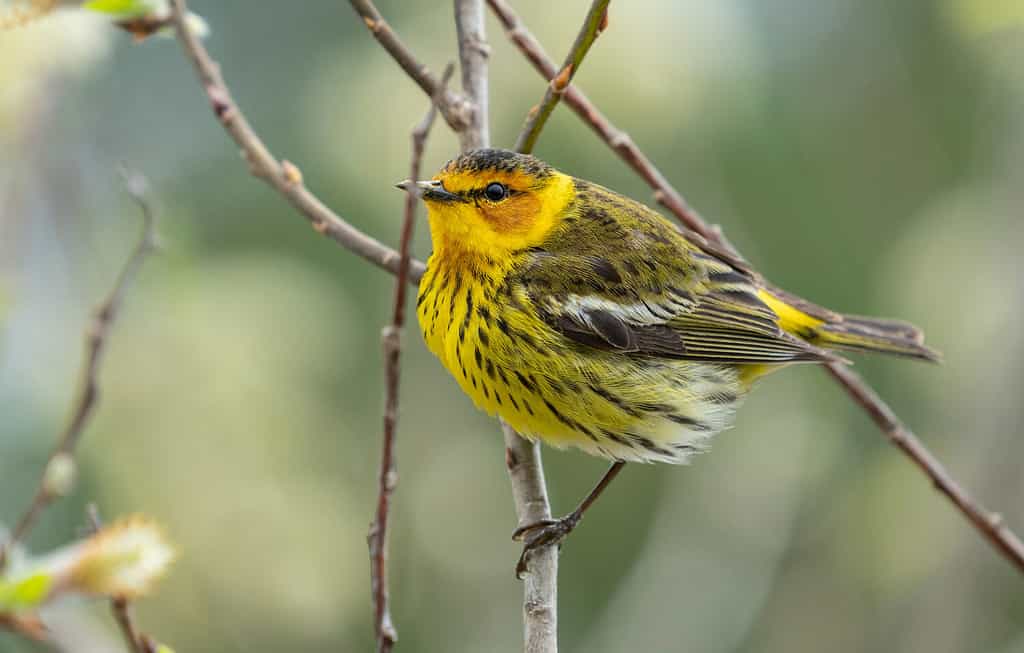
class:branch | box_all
[451,0,560,649]
[502,425,557,653]
[349,0,473,136]
[826,364,1024,571]
[168,0,426,284]
[513,0,609,154]
[0,166,157,570]
[369,63,454,653]
[454,0,491,149]
[489,0,715,241]
[489,0,1024,575]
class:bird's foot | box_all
[512,511,582,579]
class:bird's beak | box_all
[394,179,463,203]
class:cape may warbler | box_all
[403,149,937,569]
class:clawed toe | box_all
[513,513,582,579]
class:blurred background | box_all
[2,0,1023,651]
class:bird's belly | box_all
[420,285,744,463]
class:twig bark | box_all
[489,0,1024,576]
[452,1,560,649]
[369,63,455,653]
[825,364,1024,571]
[488,0,716,241]
[0,167,157,571]
[349,0,473,136]
[454,0,490,149]
[168,0,426,283]
[502,425,557,653]
[513,0,609,154]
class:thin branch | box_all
[826,364,1024,572]
[86,505,158,653]
[513,0,609,154]
[454,0,491,149]
[168,0,426,284]
[489,0,715,241]
[0,167,157,571]
[369,63,455,653]
[450,0,559,649]
[489,0,1024,575]
[502,425,557,653]
[349,0,473,135]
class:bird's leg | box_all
[512,461,626,578]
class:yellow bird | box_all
[405,148,937,571]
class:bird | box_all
[400,148,938,575]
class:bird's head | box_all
[398,149,575,260]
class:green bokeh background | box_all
[2,1,1023,651]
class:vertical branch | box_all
[503,425,558,653]
[454,0,491,149]
[514,0,610,154]
[453,1,558,651]
[369,65,454,653]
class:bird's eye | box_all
[484,182,508,202]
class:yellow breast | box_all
[415,253,743,464]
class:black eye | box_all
[484,182,508,202]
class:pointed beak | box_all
[394,179,463,202]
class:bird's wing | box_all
[514,184,830,364]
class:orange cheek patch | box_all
[481,193,541,234]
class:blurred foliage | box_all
[1,1,1022,652]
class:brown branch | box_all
[0,167,157,571]
[369,63,455,653]
[168,0,426,284]
[513,0,609,154]
[489,0,1024,576]
[86,505,159,653]
[489,0,717,242]
[826,364,1024,571]
[349,0,473,136]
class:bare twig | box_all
[514,0,609,154]
[826,364,1024,572]
[0,167,157,571]
[369,63,455,653]
[168,0,426,283]
[349,0,473,136]
[489,0,1024,575]
[489,0,717,242]
[502,425,557,653]
[454,0,490,149]
[86,505,158,653]
[450,0,560,649]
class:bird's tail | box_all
[758,288,941,363]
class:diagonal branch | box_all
[349,0,474,137]
[169,0,425,283]
[489,0,716,241]
[369,63,454,653]
[826,364,1024,570]
[489,0,1024,575]
[514,0,609,154]
[0,166,158,571]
